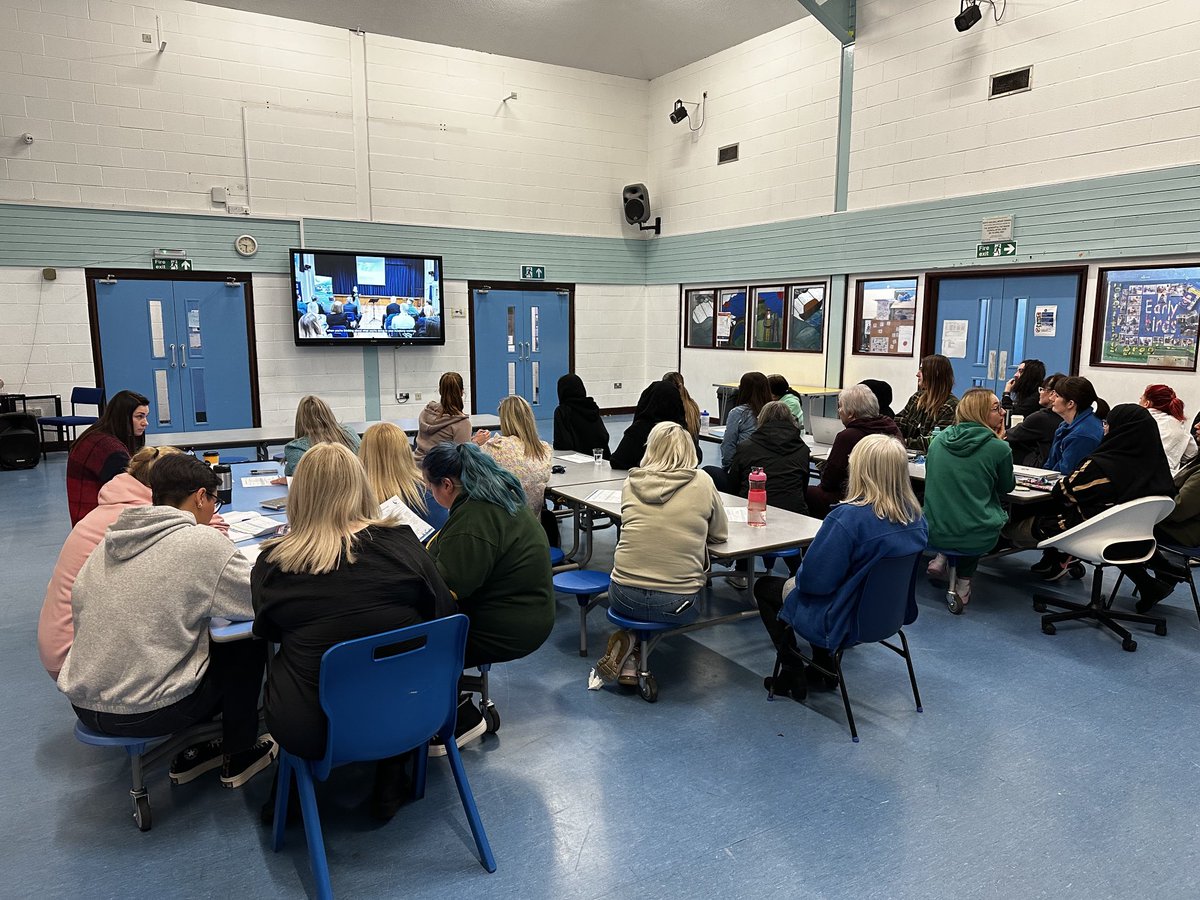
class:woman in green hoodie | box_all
[924,388,1016,607]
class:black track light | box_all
[669,100,688,125]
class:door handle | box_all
[998,350,1008,385]
[169,343,177,368]
[987,350,996,381]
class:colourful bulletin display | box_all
[1095,266,1200,370]
[855,278,918,356]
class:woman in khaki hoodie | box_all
[415,371,471,463]
[597,421,728,681]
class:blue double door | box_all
[932,272,1081,396]
[93,276,256,434]
[471,287,571,419]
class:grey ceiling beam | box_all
[795,0,855,45]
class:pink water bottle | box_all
[747,467,767,527]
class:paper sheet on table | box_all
[223,511,286,542]
[724,506,748,523]
[941,319,969,358]
[379,495,435,542]
[555,452,595,464]
[708,426,726,438]
[240,475,277,488]
[586,489,622,504]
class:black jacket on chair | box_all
[726,418,811,514]
[1006,408,1063,467]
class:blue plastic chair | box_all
[552,569,611,657]
[272,615,496,898]
[38,386,104,457]
[605,608,675,703]
[769,552,924,742]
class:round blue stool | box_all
[553,569,611,657]
[549,547,565,566]
[925,547,967,615]
[73,721,168,831]
[605,608,675,703]
[761,547,802,571]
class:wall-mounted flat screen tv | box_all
[291,248,445,347]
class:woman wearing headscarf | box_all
[553,374,610,458]
[859,379,896,419]
[1008,404,1176,585]
[610,380,698,470]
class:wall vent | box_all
[717,143,739,165]
[990,66,1032,99]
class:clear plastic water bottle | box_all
[927,425,943,453]
[747,467,767,527]
[701,408,710,429]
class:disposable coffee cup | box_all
[202,450,219,465]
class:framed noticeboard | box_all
[853,277,918,356]
[1091,265,1200,371]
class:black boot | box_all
[1135,576,1176,614]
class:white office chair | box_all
[1033,496,1175,652]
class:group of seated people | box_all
[297,295,441,339]
[46,380,556,821]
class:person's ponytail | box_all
[456,443,527,516]
[1094,397,1110,420]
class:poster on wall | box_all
[1034,305,1057,337]
[1093,266,1200,370]
[854,278,918,356]
[941,319,969,359]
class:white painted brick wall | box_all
[646,18,843,237]
[850,0,1200,209]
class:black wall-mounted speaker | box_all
[622,183,651,225]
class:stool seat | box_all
[553,569,610,595]
[762,547,801,559]
[549,547,565,566]
[606,608,675,633]
[73,721,164,752]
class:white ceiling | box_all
[202,0,810,81]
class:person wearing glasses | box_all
[58,453,276,791]
[1005,373,1065,467]
[923,388,1015,608]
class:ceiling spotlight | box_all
[669,100,688,125]
[955,1,982,31]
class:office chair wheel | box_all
[638,675,658,703]
[1041,622,1056,635]
[1032,600,1047,613]
[946,592,963,615]
[132,793,152,832]
[483,704,501,734]
[1154,623,1167,637]
[1122,638,1137,652]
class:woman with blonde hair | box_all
[596,422,729,682]
[472,394,552,513]
[754,434,927,698]
[252,443,455,819]
[415,371,471,462]
[283,395,360,476]
[895,354,958,451]
[40,446,229,680]
[923,387,1015,608]
[663,371,701,437]
[359,422,448,533]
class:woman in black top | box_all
[1005,372,1064,466]
[252,443,454,817]
[610,380,698,470]
[1002,359,1046,418]
[553,374,610,458]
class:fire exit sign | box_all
[520,265,545,280]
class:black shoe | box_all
[804,665,840,691]
[370,754,414,822]
[1135,577,1176,614]
[1042,558,1082,582]
[1029,552,1058,575]
[169,739,223,785]
[221,736,278,789]
[259,770,303,827]
[764,668,807,702]
[428,697,486,757]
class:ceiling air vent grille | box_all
[717,143,739,165]
[990,66,1032,99]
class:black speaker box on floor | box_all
[0,412,41,470]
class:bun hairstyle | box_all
[1143,384,1185,422]
[1052,376,1109,419]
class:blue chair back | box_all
[71,386,105,409]
[844,552,922,647]
[315,614,468,780]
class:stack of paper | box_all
[223,511,287,542]
[380,495,436,542]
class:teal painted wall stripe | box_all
[362,346,381,420]
[834,44,855,213]
[4,162,1200,288]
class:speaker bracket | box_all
[637,217,661,236]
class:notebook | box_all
[260,496,288,511]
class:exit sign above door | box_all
[520,264,545,280]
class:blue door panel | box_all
[171,281,253,432]
[95,279,181,430]
[473,289,525,414]
[525,290,569,413]
[934,277,1005,393]
[1006,273,1079,383]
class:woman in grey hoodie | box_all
[596,422,728,682]
[58,453,275,789]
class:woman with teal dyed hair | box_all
[422,440,554,671]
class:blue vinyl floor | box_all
[4,427,1200,899]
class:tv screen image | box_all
[291,248,445,347]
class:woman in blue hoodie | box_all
[754,434,927,698]
[1043,376,1108,475]
[923,389,1015,607]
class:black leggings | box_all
[73,639,266,753]
[753,576,835,669]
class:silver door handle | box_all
[987,350,996,381]
[998,350,1008,384]
[169,343,177,368]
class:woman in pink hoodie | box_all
[38,446,229,680]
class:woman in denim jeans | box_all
[595,422,729,682]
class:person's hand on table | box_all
[270,476,287,485]
[471,429,491,446]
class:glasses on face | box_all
[990,403,1002,412]
[208,493,224,513]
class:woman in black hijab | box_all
[610,380,697,470]
[1009,404,1176,584]
[860,379,896,419]
[553,374,611,458]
